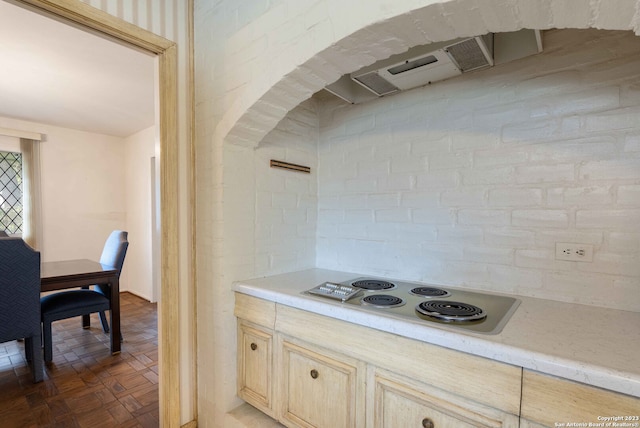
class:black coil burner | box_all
[361,295,405,308]
[416,300,486,322]
[410,287,451,298]
[351,279,396,291]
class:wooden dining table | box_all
[40,259,121,354]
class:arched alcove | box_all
[218,0,640,149]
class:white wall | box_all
[317,29,640,312]
[0,116,128,267]
[40,128,127,265]
[254,100,318,277]
[224,102,319,280]
[124,125,157,301]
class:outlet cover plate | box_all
[555,242,594,262]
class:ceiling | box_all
[0,1,156,138]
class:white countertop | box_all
[233,268,640,398]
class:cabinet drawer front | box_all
[276,303,521,414]
[281,340,358,428]
[372,370,518,428]
[238,322,273,413]
[521,370,640,426]
[235,293,276,327]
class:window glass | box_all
[0,151,23,234]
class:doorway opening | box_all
[2,0,181,425]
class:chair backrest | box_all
[0,238,41,342]
[0,230,8,237]
[99,230,129,277]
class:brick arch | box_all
[219,0,640,148]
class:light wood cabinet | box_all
[279,338,364,428]
[234,293,640,428]
[234,293,523,428]
[237,321,274,416]
[521,370,640,427]
[370,368,519,428]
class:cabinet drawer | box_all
[521,370,640,427]
[371,369,519,428]
[235,293,276,328]
[238,321,273,415]
[280,339,360,428]
[275,303,521,414]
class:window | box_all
[0,151,23,234]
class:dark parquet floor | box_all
[0,292,158,427]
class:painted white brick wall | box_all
[254,102,318,275]
[220,0,640,148]
[317,29,640,311]
[225,100,318,278]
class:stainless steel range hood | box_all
[325,29,542,104]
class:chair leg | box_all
[82,314,91,329]
[99,311,110,333]
[25,336,33,362]
[43,320,53,363]
[27,335,43,382]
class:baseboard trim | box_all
[120,290,154,303]
[225,404,283,427]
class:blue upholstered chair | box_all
[0,237,43,382]
[94,230,129,330]
[40,230,129,362]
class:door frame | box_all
[14,0,184,426]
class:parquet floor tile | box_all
[0,292,158,427]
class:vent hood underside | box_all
[325,29,542,104]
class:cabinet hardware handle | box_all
[310,369,319,379]
[421,417,434,428]
[250,343,257,351]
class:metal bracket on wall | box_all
[270,160,311,174]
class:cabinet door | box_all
[371,369,519,428]
[238,321,273,416]
[280,339,360,428]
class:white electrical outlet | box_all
[555,243,594,262]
